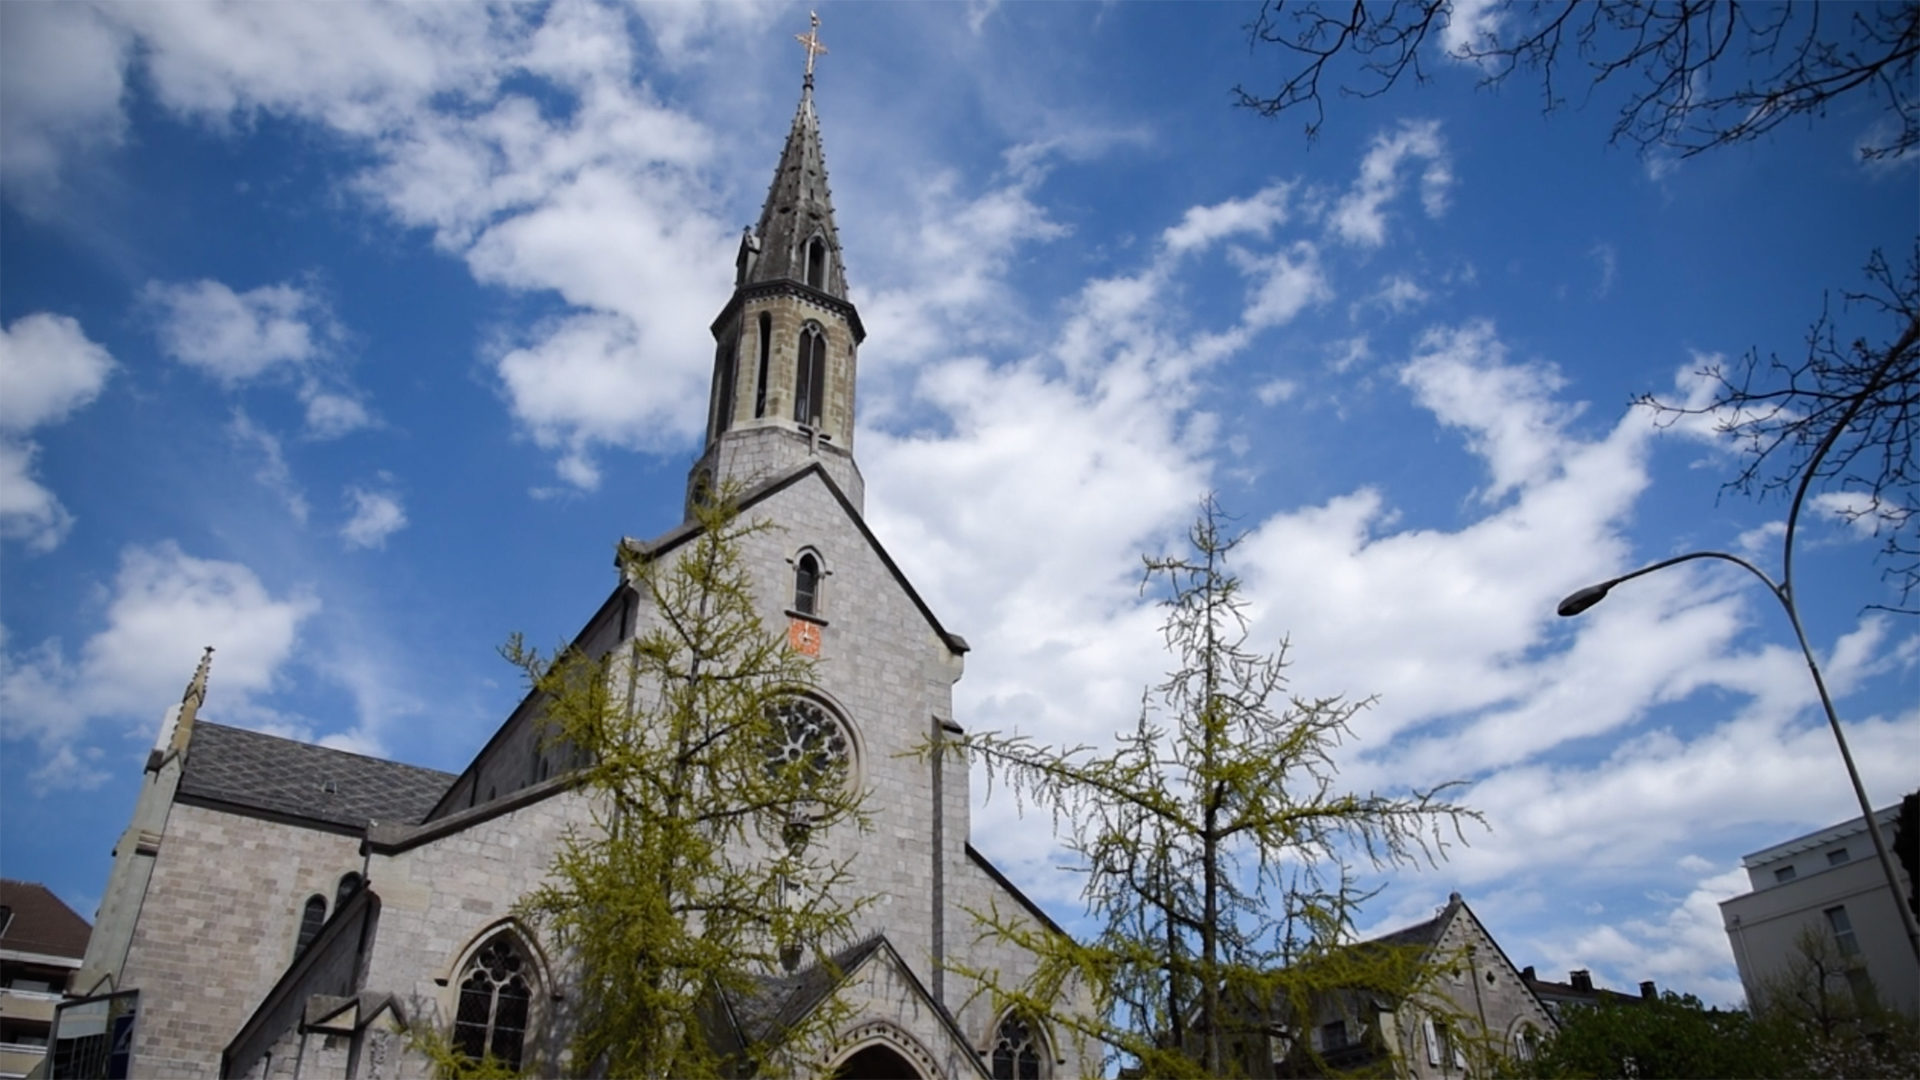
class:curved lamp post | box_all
[1559,555,1920,967]
[1559,342,1920,968]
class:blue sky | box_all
[1,1,1913,1006]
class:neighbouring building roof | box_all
[0,878,91,958]
[1521,966,1655,1012]
[179,722,456,829]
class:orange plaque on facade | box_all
[788,618,821,656]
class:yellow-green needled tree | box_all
[503,490,869,1079]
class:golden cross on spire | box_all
[795,11,828,81]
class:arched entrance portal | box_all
[833,1044,928,1080]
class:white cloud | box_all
[299,384,373,440]
[146,279,322,383]
[1558,866,1751,1006]
[146,279,374,440]
[1256,378,1299,405]
[1812,490,1888,538]
[341,484,408,549]
[228,411,309,525]
[0,2,129,203]
[1235,241,1332,330]
[0,313,116,432]
[0,441,75,552]
[0,313,115,551]
[1330,120,1451,247]
[1162,182,1293,255]
[29,744,110,796]
[1354,273,1431,319]
[1401,320,1581,501]
[1442,0,1507,56]
[0,543,320,787]
[493,311,702,489]
[1590,242,1618,298]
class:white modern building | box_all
[1720,803,1918,1017]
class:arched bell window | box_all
[335,872,363,908]
[711,334,738,438]
[754,311,773,418]
[295,895,326,955]
[794,552,821,616]
[453,934,534,1071]
[991,1012,1046,1080]
[805,236,829,290]
[793,323,827,427]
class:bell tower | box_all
[690,13,866,515]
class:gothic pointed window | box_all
[794,552,820,615]
[755,312,772,418]
[991,1013,1045,1080]
[335,872,362,907]
[712,335,738,438]
[295,895,326,955]
[794,323,826,427]
[805,236,828,290]
[453,935,533,1071]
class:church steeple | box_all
[691,13,867,516]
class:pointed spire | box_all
[168,646,213,756]
[746,14,848,299]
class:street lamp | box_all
[1558,551,1920,967]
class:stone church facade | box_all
[65,63,1086,1080]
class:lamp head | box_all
[1557,583,1612,617]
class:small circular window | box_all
[764,697,851,787]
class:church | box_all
[61,30,1088,1080]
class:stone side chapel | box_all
[68,43,1089,1080]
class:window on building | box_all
[336,872,362,907]
[1513,1024,1541,1061]
[712,335,738,438]
[1828,848,1850,866]
[991,1012,1045,1080]
[805,236,828,290]
[794,552,820,615]
[1319,1019,1349,1050]
[764,697,852,795]
[453,935,533,1071]
[295,895,327,955]
[1826,906,1860,957]
[755,312,772,418]
[1775,865,1797,883]
[1424,1017,1464,1069]
[793,324,826,427]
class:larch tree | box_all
[932,498,1480,1078]
[500,490,870,1078]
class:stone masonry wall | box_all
[1396,907,1558,1079]
[358,788,600,1077]
[120,803,365,1078]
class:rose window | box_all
[764,698,850,785]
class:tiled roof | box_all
[179,722,455,829]
[0,878,91,958]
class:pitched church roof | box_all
[0,878,91,958]
[179,721,455,829]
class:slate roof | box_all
[721,935,889,1047]
[0,878,91,958]
[749,78,850,300]
[179,722,455,829]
